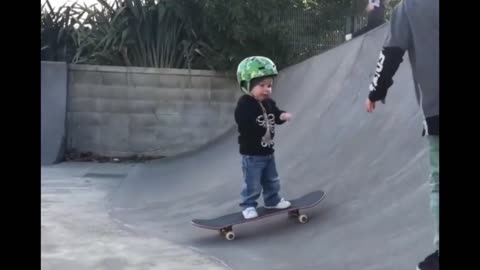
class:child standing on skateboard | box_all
[234,56,292,219]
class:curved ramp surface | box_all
[110,25,434,270]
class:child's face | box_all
[250,77,273,101]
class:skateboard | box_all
[191,190,326,240]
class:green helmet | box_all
[236,56,278,95]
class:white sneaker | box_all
[242,207,258,219]
[265,198,291,209]
[345,33,352,41]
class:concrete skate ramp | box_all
[110,25,434,270]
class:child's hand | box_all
[280,112,292,121]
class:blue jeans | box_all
[240,155,282,209]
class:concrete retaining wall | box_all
[66,64,239,158]
[42,62,68,165]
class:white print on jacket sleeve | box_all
[369,51,386,92]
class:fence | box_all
[278,6,369,66]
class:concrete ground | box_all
[41,162,230,270]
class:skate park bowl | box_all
[108,24,434,270]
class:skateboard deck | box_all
[191,190,326,240]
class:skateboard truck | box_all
[219,226,235,240]
[287,209,309,223]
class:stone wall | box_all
[66,64,240,158]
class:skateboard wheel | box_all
[225,231,235,240]
[288,210,299,217]
[298,214,309,223]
